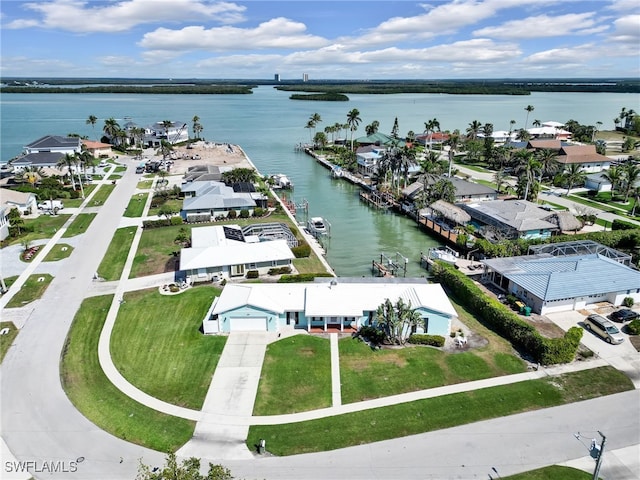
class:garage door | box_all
[229,317,268,331]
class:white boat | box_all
[331,166,343,178]
[307,217,328,236]
[429,246,459,265]
[269,173,293,189]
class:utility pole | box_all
[592,431,606,480]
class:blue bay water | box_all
[1,87,636,276]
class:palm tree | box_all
[308,112,322,138]
[346,108,361,150]
[57,153,77,191]
[532,119,541,127]
[161,120,173,142]
[365,120,380,136]
[614,117,621,130]
[516,128,531,142]
[535,148,559,181]
[621,164,640,202]
[304,120,315,142]
[391,117,399,139]
[524,105,535,129]
[508,119,516,138]
[86,115,97,131]
[591,121,602,142]
[22,166,45,187]
[514,150,541,201]
[562,163,586,196]
[630,186,640,216]
[493,169,507,194]
[313,132,327,153]
[103,117,121,145]
[601,166,623,196]
[466,120,481,140]
[423,118,440,149]
[192,115,203,139]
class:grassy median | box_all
[60,295,194,452]
[96,226,137,281]
[247,366,632,456]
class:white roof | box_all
[542,121,565,127]
[181,238,294,271]
[211,281,457,319]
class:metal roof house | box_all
[24,135,81,154]
[462,199,559,240]
[9,152,65,172]
[180,225,294,283]
[180,180,267,222]
[481,253,640,315]
[202,278,457,335]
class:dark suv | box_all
[609,309,639,323]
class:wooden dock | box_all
[417,216,460,244]
[360,190,394,209]
[371,252,408,277]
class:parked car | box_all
[584,314,625,344]
[609,309,640,323]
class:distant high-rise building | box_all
[274,73,281,82]
[303,73,309,82]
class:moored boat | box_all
[307,216,328,236]
[428,246,459,265]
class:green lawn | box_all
[253,335,332,415]
[110,286,226,409]
[137,180,154,189]
[90,184,116,205]
[148,199,182,217]
[62,213,97,237]
[63,185,97,207]
[247,366,632,456]
[97,226,137,281]
[293,255,329,275]
[574,191,635,214]
[339,338,525,403]
[2,214,69,246]
[60,295,194,452]
[43,243,74,261]
[124,193,148,217]
[5,273,53,308]
[503,465,593,480]
[0,322,19,363]
[131,224,185,277]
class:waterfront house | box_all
[9,152,65,173]
[462,199,558,240]
[355,132,399,147]
[180,180,266,222]
[356,145,386,176]
[202,278,457,335]
[180,224,294,283]
[402,177,498,205]
[555,145,611,173]
[144,120,189,147]
[0,188,38,215]
[415,132,450,147]
[481,251,640,315]
[25,135,82,155]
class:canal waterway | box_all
[1,87,636,276]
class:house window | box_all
[423,318,429,332]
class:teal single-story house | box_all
[202,278,457,336]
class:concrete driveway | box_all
[547,310,640,388]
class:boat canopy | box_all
[428,200,471,224]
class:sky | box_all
[1,0,639,79]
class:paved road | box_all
[1,158,165,478]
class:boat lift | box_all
[372,252,409,277]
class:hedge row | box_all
[408,334,445,347]
[142,217,183,228]
[431,262,582,365]
[278,273,334,283]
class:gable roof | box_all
[483,254,640,301]
[527,140,562,150]
[82,140,112,150]
[10,152,65,167]
[1,188,36,206]
[355,132,401,146]
[556,145,610,165]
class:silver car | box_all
[584,314,625,344]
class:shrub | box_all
[623,296,634,308]
[278,273,334,283]
[142,219,173,229]
[291,241,311,258]
[612,219,636,230]
[246,270,259,279]
[408,334,445,347]
[253,207,266,217]
[431,262,582,365]
[170,216,183,225]
[268,266,292,275]
[227,210,237,219]
[239,209,250,219]
[357,325,385,345]
[627,319,640,335]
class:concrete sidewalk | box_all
[177,332,272,460]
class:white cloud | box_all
[139,17,329,52]
[608,15,640,44]
[523,43,600,65]
[4,0,246,33]
[473,13,602,39]
[606,0,640,13]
